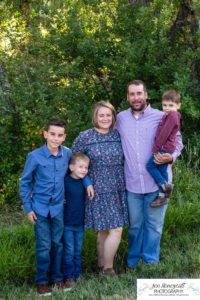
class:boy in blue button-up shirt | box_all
[19,119,93,296]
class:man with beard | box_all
[116,80,183,268]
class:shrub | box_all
[0,173,21,207]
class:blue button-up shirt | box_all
[19,144,72,217]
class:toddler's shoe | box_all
[52,280,64,290]
[52,280,75,292]
[37,284,52,297]
[75,275,82,282]
[150,196,168,208]
[162,183,174,198]
[63,279,76,291]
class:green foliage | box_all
[0,174,21,207]
[0,1,200,204]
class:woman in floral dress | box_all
[72,101,128,275]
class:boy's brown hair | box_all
[46,119,67,132]
[162,89,181,104]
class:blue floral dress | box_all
[72,128,128,230]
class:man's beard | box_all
[131,102,146,112]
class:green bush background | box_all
[0,0,200,207]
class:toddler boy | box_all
[146,89,181,207]
[63,152,91,288]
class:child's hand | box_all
[27,211,37,224]
[87,185,94,200]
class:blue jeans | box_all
[127,191,168,267]
[63,225,84,280]
[34,211,64,284]
[146,151,170,194]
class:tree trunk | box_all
[168,0,200,82]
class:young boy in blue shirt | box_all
[63,152,91,288]
[19,119,93,296]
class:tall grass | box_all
[0,221,35,284]
[164,159,200,234]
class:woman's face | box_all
[96,107,113,131]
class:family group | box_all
[19,80,183,296]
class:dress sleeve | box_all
[72,132,92,187]
[71,132,87,154]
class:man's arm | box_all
[171,131,184,162]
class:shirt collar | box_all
[43,144,63,158]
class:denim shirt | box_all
[19,144,72,217]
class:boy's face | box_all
[162,100,180,113]
[44,125,66,152]
[69,159,89,179]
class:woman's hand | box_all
[87,185,94,200]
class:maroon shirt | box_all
[152,111,181,153]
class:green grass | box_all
[0,222,199,299]
[0,159,200,299]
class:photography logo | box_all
[137,279,200,300]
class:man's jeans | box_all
[127,191,168,267]
[63,225,84,280]
[34,211,64,284]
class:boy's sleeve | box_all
[19,153,37,213]
[83,175,92,188]
[153,112,180,153]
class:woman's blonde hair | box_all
[92,101,116,129]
